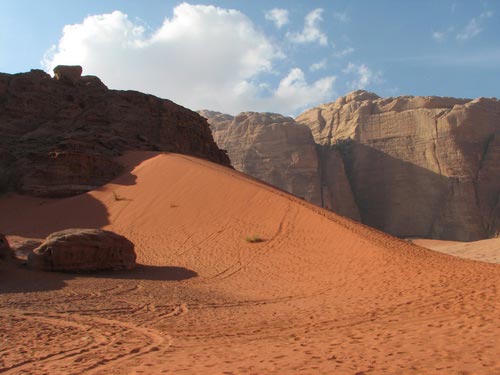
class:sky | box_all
[1,1,499,116]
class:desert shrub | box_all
[245,235,264,243]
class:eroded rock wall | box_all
[297,90,500,240]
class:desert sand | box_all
[413,238,500,265]
[1,151,499,374]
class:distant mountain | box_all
[202,91,500,241]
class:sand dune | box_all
[413,238,500,264]
[1,151,499,374]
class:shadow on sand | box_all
[89,264,198,281]
[0,152,160,239]
[0,263,197,295]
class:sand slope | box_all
[1,152,499,374]
[413,238,500,264]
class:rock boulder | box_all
[28,229,136,272]
[0,234,11,259]
[7,237,43,260]
[53,65,83,84]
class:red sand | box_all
[1,151,499,374]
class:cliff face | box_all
[0,68,229,197]
[297,90,500,241]
[201,110,360,221]
[201,111,322,204]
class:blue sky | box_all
[1,1,499,115]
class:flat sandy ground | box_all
[1,152,499,375]
[413,238,500,264]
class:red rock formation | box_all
[28,228,136,272]
[0,67,229,197]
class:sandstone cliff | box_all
[0,68,229,197]
[200,110,360,220]
[297,90,500,241]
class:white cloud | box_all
[221,68,335,115]
[333,47,354,58]
[457,18,482,40]
[43,4,334,115]
[431,26,455,43]
[265,8,289,29]
[287,8,328,46]
[456,10,493,41]
[310,59,327,72]
[432,31,446,42]
[333,12,349,23]
[271,68,335,113]
[343,62,382,90]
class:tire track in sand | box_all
[0,309,169,375]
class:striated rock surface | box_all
[28,228,136,272]
[0,67,229,197]
[201,111,360,220]
[297,90,500,241]
[316,145,361,220]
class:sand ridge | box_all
[1,151,499,374]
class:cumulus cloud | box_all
[270,68,335,113]
[456,10,493,41]
[43,3,334,115]
[343,62,382,90]
[223,68,335,115]
[309,59,327,72]
[287,8,328,46]
[265,8,289,29]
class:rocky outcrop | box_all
[28,229,136,272]
[200,111,360,220]
[297,90,500,241]
[0,67,229,197]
